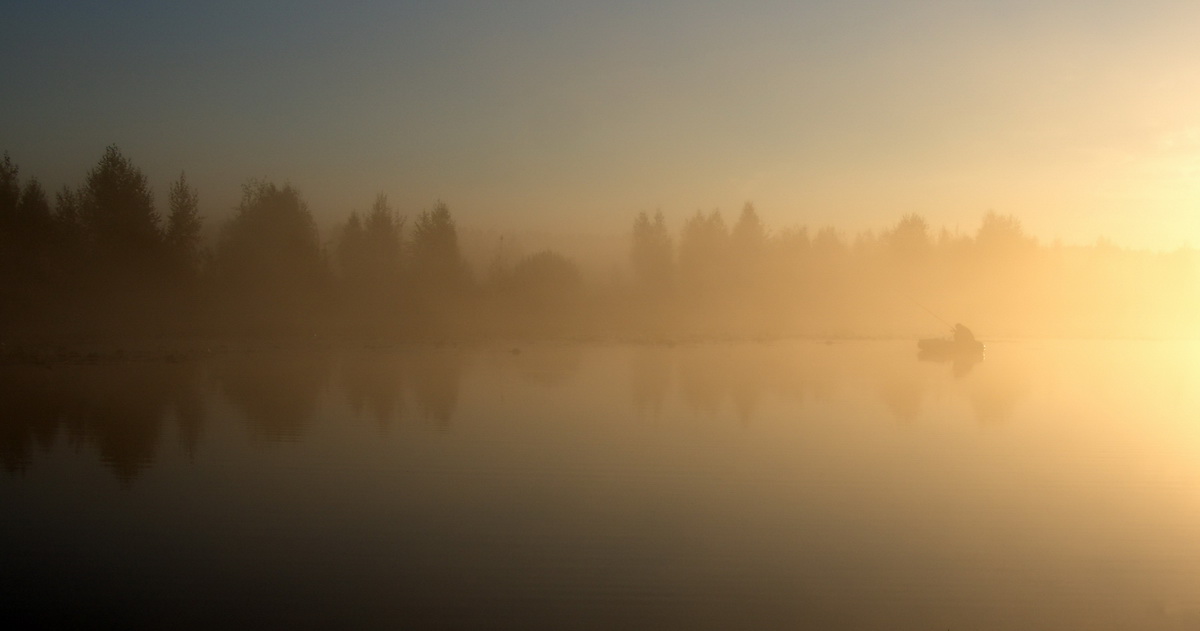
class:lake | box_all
[3,340,1200,629]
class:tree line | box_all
[2,146,1198,342]
[628,205,1199,338]
[0,146,483,339]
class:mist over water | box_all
[3,148,1200,343]
[4,340,1200,629]
[9,3,1200,628]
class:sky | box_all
[4,0,1200,249]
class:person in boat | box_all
[953,323,975,344]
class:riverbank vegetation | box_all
[3,146,1198,344]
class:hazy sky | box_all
[4,1,1200,248]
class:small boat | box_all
[917,323,984,359]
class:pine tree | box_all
[410,200,464,287]
[166,172,203,277]
[81,145,162,270]
[631,210,673,292]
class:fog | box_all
[7,145,1200,629]
[2,146,1198,346]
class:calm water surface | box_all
[3,340,1200,629]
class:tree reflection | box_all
[630,346,672,418]
[0,368,69,474]
[635,343,851,425]
[216,350,331,441]
[341,348,405,428]
[408,349,463,428]
[512,345,581,389]
[878,374,924,425]
[0,360,203,483]
[174,374,205,458]
[907,343,1030,425]
[83,369,168,483]
[673,345,779,425]
[968,364,1028,425]
[677,346,731,417]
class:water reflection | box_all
[0,367,70,474]
[408,348,463,428]
[917,346,983,377]
[511,344,582,389]
[5,341,1200,629]
[968,364,1028,425]
[677,345,736,417]
[668,342,852,423]
[216,350,332,442]
[877,372,924,425]
[0,340,1188,478]
[0,361,203,482]
[0,346,471,479]
[341,348,406,429]
[630,346,672,418]
[4,343,940,481]
[0,342,1032,481]
[671,344,818,424]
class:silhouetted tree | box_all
[769,225,812,307]
[732,202,766,260]
[214,181,326,333]
[486,234,519,285]
[81,146,162,271]
[508,250,584,328]
[340,196,403,274]
[0,161,60,332]
[165,172,202,279]
[3,143,1199,341]
[10,180,55,277]
[408,201,469,335]
[410,200,465,286]
[338,211,365,279]
[727,202,774,329]
[630,210,673,293]
[772,225,810,265]
[363,194,403,278]
[0,153,18,218]
[885,213,931,265]
[678,209,731,295]
[20,179,56,282]
[0,152,21,284]
[17,179,54,239]
[337,194,406,332]
[733,202,768,275]
[0,155,27,259]
[50,185,88,301]
[674,209,734,332]
[975,211,1034,260]
[811,226,846,260]
[54,186,83,241]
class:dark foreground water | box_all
[3,340,1200,629]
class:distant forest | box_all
[2,146,1198,342]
